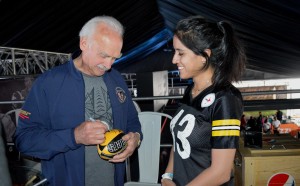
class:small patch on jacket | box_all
[116,87,126,103]
[19,110,31,120]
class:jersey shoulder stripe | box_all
[212,119,240,126]
[212,119,240,137]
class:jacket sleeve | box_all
[14,74,81,160]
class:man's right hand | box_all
[74,120,108,145]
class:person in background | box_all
[240,114,247,133]
[285,116,293,123]
[262,116,271,134]
[0,124,12,186]
[272,116,281,135]
[256,111,263,126]
[162,16,246,186]
[268,115,274,125]
[276,110,283,123]
[11,76,35,109]
[246,116,256,131]
[14,16,142,186]
[254,112,263,133]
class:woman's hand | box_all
[161,179,176,186]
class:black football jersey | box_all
[171,82,243,186]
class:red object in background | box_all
[278,123,300,138]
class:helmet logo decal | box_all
[201,93,215,107]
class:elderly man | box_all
[15,16,142,186]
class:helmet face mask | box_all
[97,129,127,160]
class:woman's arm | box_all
[161,146,176,186]
[187,149,236,186]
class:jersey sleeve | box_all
[211,92,243,149]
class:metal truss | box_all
[0,46,71,76]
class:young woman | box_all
[162,16,246,186]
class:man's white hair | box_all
[79,16,124,38]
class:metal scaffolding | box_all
[0,46,71,76]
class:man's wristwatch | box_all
[161,172,173,180]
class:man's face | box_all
[80,24,123,76]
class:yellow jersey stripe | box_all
[212,119,240,127]
[212,130,240,137]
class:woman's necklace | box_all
[191,80,211,95]
[191,89,201,95]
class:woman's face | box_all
[172,35,206,80]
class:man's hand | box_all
[109,132,140,163]
[74,120,109,145]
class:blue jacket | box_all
[14,60,142,186]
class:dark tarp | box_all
[1,0,300,80]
